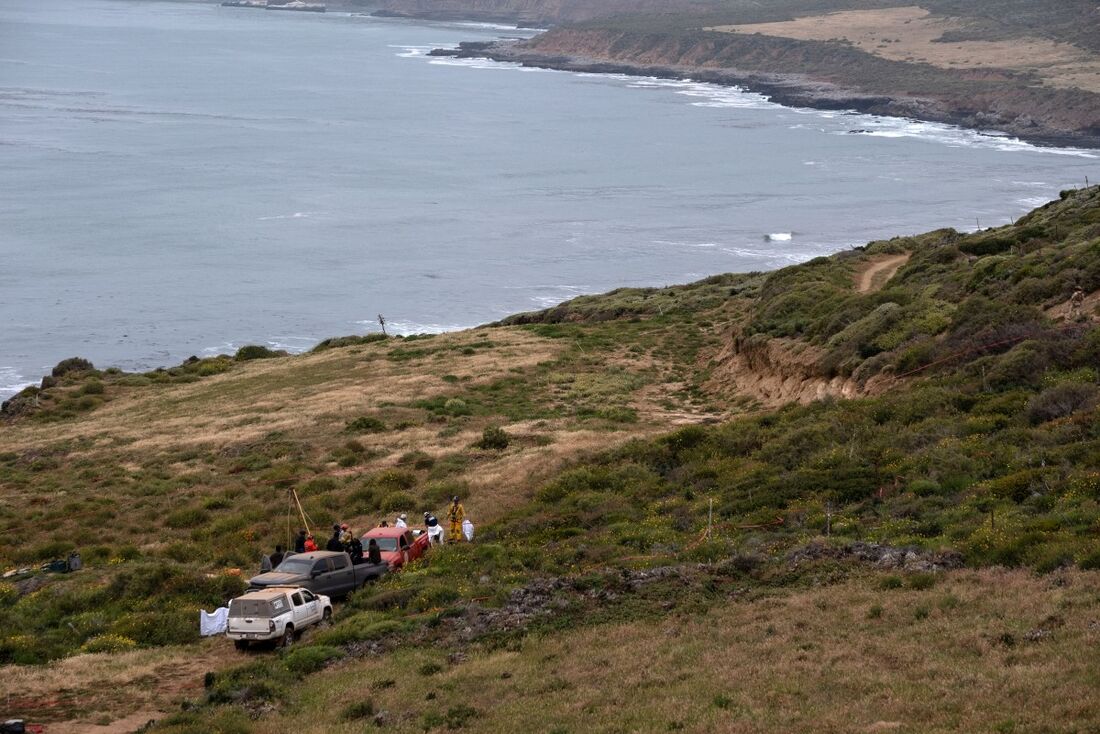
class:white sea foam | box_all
[842,118,1098,158]
[257,211,316,221]
[389,44,440,58]
[0,366,36,399]
[766,232,792,242]
[529,295,570,308]
[1017,196,1051,209]
[720,241,838,266]
[266,336,316,352]
[354,318,475,335]
[451,21,532,31]
[201,337,316,356]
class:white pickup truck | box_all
[226,586,332,649]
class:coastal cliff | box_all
[441,28,1100,148]
[369,0,710,26]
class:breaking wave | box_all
[0,366,36,400]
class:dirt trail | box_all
[856,253,910,293]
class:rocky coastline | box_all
[431,39,1100,150]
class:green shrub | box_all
[346,416,386,433]
[1077,549,1100,570]
[81,379,105,395]
[880,575,904,590]
[475,426,510,450]
[987,344,1048,390]
[371,469,416,491]
[444,705,479,729]
[312,619,406,647]
[908,573,936,591]
[596,406,638,423]
[380,491,415,512]
[1027,382,1098,424]
[205,660,294,705]
[283,645,343,675]
[341,700,376,720]
[418,661,444,676]
[79,634,136,654]
[424,480,470,507]
[165,507,209,529]
[52,357,94,377]
[234,345,282,361]
[443,398,470,416]
[908,479,942,497]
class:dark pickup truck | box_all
[248,551,386,597]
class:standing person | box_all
[424,511,443,546]
[447,496,466,543]
[367,538,382,565]
[395,513,408,529]
[326,524,343,552]
[1070,288,1086,320]
[339,523,353,548]
[348,536,364,564]
[270,545,285,568]
[294,530,307,554]
[304,534,318,552]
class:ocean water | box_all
[1,0,1096,398]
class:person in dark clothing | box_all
[326,524,343,552]
[294,530,307,554]
[270,545,285,569]
[367,538,382,565]
[348,536,364,564]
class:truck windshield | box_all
[276,557,313,574]
[370,537,398,552]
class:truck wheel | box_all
[322,608,333,626]
[280,626,295,648]
[233,639,248,651]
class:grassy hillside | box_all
[3,187,1100,731]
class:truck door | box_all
[330,553,354,592]
[300,588,320,622]
[311,558,333,594]
[290,591,306,626]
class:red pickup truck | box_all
[361,527,430,570]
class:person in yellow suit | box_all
[447,496,466,543]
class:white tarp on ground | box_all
[462,519,474,542]
[200,607,229,636]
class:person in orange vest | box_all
[447,496,466,543]
[304,534,318,552]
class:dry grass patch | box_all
[0,328,561,455]
[4,639,236,730]
[255,569,1100,734]
[711,6,1100,92]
